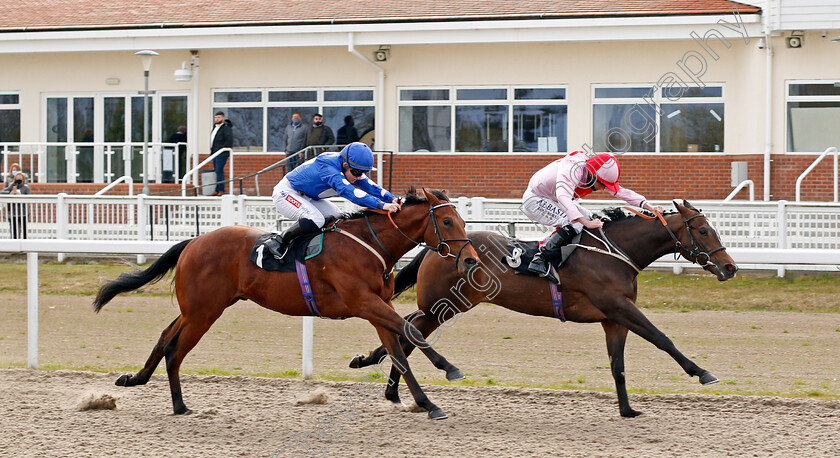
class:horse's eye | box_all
[699,228,708,236]
[443,218,452,227]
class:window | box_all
[0,93,21,144]
[212,88,375,152]
[398,86,567,153]
[593,84,724,153]
[786,82,840,152]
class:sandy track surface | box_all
[1,369,839,457]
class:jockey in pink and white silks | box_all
[522,151,664,278]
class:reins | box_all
[329,199,473,279]
[621,206,727,267]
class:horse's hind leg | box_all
[349,311,422,369]
[383,312,449,405]
[374,325,447,420]
[606,298,718,385]
[163,310,223,415]
[116,316,181,387]
[602,321,641,418]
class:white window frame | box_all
[785,80,840,154]
[591,83,726,154]
[212,87,376,153]
[397,85,568,155]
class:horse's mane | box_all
[595,207,680,225]
[339,186,449,221]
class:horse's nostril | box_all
[726,264,737,273]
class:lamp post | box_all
[135,50,158,195]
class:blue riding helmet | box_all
[340,142,377,171]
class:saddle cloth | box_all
[500,233,581,276]
[250,232,324,272]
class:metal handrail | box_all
[180,147,232,196]
[724,179,754,201]
[94,175,134,196]
[795,146,838,202]
[251,144,344,196]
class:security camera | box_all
[757,38,765,49]
[174,61,193,82]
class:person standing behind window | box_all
[168,125,188,183]
[1,172,31,239]
[281,112,310,172]
[210,111,233,196]
[306,113,335,156]
[336,115,360,145]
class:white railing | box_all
[796,146,838,202]
[0,194,838,274]
[181,147,231,196]
[724,180,754,202]
[0,141,189,185]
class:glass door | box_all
[45,97,68,182]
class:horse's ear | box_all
[673,200,691,217]
[422,188,441,205]
[681,199,698,211]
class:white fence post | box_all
[220,194,235,227]
[56,193,68,262]
[776,200,787,277]
[302,316,314,379]
[137,194,147,264]
[471,196,486,231]
[27,252,38,369]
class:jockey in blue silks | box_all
[270,142,401,253]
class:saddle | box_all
[250,232,325,272]
[500,233,581,277]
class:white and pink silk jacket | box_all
[527,152,647,222]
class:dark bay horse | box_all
[93,188,479,420]
[350,200,738,417]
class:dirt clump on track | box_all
[1,369,838,457]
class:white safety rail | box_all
[0,141,188,184]
[0,239,316,377]
[0,194,838,274]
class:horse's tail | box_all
[93,239,192,313]
[392,247,431,300]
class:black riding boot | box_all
[528,224,577,278]
[267,218,319,259]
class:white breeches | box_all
[272,178,341,228]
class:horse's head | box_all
[419,188,479,275]
[673,200,738,281]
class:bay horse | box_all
[93,188,479,420]
[350,200,738,417]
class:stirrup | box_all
[545,264,560,285]
[528,258,549,277]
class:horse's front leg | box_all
[355,299,449,420]
[601,321,641,417]
[602,297,719,385]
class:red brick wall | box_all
[21,153,840,201]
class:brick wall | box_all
[20,153,840,201]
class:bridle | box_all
[349,201,473,270]
[385,202,473,265]
[623,207,727,268]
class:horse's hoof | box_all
[173,407,193,415]
[446,369,466,381]
[428,408,448,420]
[621,409,643,418]
[699,371,719,385]
[348,355,363,369]
[115,374,131,386]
